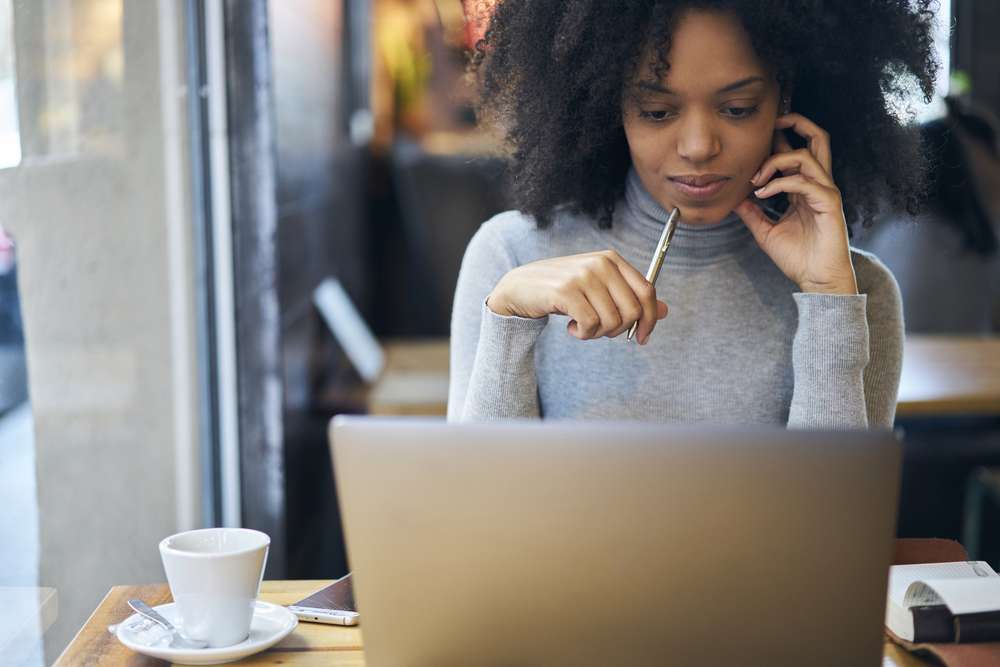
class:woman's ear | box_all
[779,84,793,114]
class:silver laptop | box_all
[330,417,901,667]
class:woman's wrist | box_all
[797,277,859,295]
[797,264,859,295]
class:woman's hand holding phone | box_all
[487,250,668,345]
[734,113,859,296]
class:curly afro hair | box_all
[471,0,941,230]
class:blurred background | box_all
[0,0,998,664]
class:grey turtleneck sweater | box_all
[448,169,904,428]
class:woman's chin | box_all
[675,204,737,226]
[651,189,744,226]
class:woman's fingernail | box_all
[751,170,761,184]
[754,187,767,196]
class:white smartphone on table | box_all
[287,572,360,626]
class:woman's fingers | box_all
[753,174,843,215]
[562,251,670,342]
[579,277,623,338]
[775,113,833,174]
[601,251,661,343]
[772,125,794,155]
[601,270,645,339]
[752,148,835,189]
[492,249,673,341]
[563,290,601,339]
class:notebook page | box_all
[888,561,997,607]
[905,578,1000,615]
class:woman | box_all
[449,0,939,427]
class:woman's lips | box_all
[669,176,729,200]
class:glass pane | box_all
[0,0,20,168]
[0,1,203,663]
[15,0,124,162]
[0,228,43,667]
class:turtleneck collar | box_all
[612,166,755,266]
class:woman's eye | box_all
[722,105,759,119]
[639,109,672,121]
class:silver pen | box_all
[626,206,680,342]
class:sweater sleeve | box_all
[448,215,549,422]
[786,251,904,429]
[855,252,905,428]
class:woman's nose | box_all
[676,113,721,163]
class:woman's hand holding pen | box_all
[733,113,859,296]
[486,250,668,345]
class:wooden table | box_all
[367,339,451,416]
[896,335,1000,417]
[55,579,931,666]
[356,335,1000,419]
[55,581,363,666]
[316,340,451,417]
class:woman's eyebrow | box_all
[637,76,767,95]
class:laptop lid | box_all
[330,417,901,667]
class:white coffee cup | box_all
[159,528,270,648]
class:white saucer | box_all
[115,600,298,665]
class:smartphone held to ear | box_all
[287,573,360,626]
[750,189,789,222]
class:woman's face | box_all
[622,9,782,225]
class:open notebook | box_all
[887,561,1000,643]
